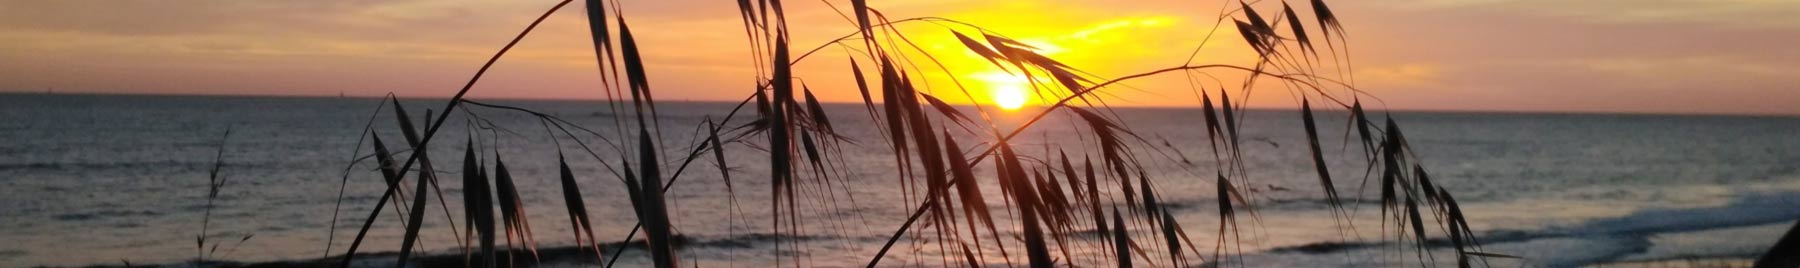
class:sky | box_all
[2,0,1797,115]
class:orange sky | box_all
[2,0,1798,115]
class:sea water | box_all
[3,93,1797,267]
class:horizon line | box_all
[4,90,1797,118]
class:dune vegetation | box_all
[319,0,1516,267]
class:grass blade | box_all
[1160,209,1182,267]
[1283,2,1314,55]
[954,31,1005,68]
[492,156,539,263]
[1112,208,1131,268]
[336,132,411,268]
[1301,99,1342,211]
[555,153,601,262]
[918,92,975,130]
[1310,0,1343,36]
[1085,157,1108,236]
[849,58,880,121]
[706,119,733,193]
[460,138,496,268]
[802,87,833,132]
[394,140,433,268]
[197,127,231,262]
[634,129,678,268]
[1000,141,1053,268]
[943,131,1008,263]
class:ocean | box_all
[2,93,1797,268]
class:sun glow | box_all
[992,84,1028,110]
[976,71,1035,110]
[933,14,1183,110]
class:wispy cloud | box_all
[1385,0,1800,29]
[0,0,1794,114]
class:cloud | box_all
[1555,56,1800,78]
[1386,0,1800,29]
[1357,63,1444,89]
[0,0,1795,114]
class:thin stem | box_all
[336,1,575,267]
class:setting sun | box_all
[7,1,1799,268]
[992,85,1028,110]
[976,71,1035,110]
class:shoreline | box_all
[65,241,627,268]
[1583,257,1757,268]
[46,247,1773,268]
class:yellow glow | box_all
[993,84,1028,110]
[975,71,1034,110]
[916,11,1184,108]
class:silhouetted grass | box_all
[308,0,1516,267]
[196,127,237,262]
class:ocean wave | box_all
[50,209,165,222]
[680,232,842,249]
[1158,196,1383,213]
[401,233,854,267]
[0,161,283,172]
[1265,191,1800,266]
[1564,191,1800,235]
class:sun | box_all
[977,71,1032,110]
[992,84,1028,110]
